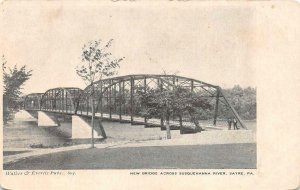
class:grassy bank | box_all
[4,143,256,170]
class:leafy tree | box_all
[2,55,32,123]
[172,88,212,131]
[137,86,212,138]
[75,39,124,148]
[136,87,173,139]
[218,85,256,120]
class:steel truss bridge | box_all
[24,74,246,131]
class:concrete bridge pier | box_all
[38,111,60,127]
[71,115,106,139]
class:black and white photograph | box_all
[1,1,299,190]
[2,1,257,170]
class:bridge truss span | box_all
[23,74,246,130]
[24,93,44,110]
[40,87,84,114]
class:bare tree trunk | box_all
[179,114,183,134]
[188,110,203,132]
[91,84,95,148]
[192,118,203,132]
[166,114,171,139]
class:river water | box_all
[3,111,256,150]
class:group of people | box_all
[227,118,239,130]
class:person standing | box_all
[233,118,239,130]
[228,118,233,130]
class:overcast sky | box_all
[1,1,257,95]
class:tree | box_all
[218,85,256,120]
[75,39,124,148]
[172,87,212,131]
[2,55,32,123]
[137,85,212,139]
[137,87,174,139]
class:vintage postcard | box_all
[0,0,299,189]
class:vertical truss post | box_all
[47,93,50,109]
[45,92,47,110]
[39,95,42,111]
[119,81,122,121]
[59,90,61,112]
[47,92,49,110]
[49,93,50,110]
[122,80,125,117]
[213,87,220,126]
[50,90,52,111]
[54,90,57,111]
[86,95,89,116]
[65,89,68,113]
[80,91,83,115]
[106,85,109,117]
[50,90,52,110]
[76,89,79,114]
[109,80,112,119]
[52,90,54,111]
[114,82,117,118]
[46,94,48,110]
[172,76,176,120]
[100,81,103,118]
[70,89,73,113]
[179,114,183,134]
[73,89,77,114]
[50,93,52,111]
[62,90,65,113]
[60,90,63,113]
[44,94,46,110]
[58,89,61,112]
[130,77,134,123]
[159,79,164,128]
[50,93,51,111]
[46,93,48,110]
[37,95,40,110]
[144,77,147,125]
[54,90,56,111]
[63,89,65,113]
[191,80,194,92]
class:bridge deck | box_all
[27,109,227,130]
[26,109,227,131]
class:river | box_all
[3,111,256,150]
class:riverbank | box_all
[4,129,256,167]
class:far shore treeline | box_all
[220,85,256,120]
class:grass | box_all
[4,143,257,170]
